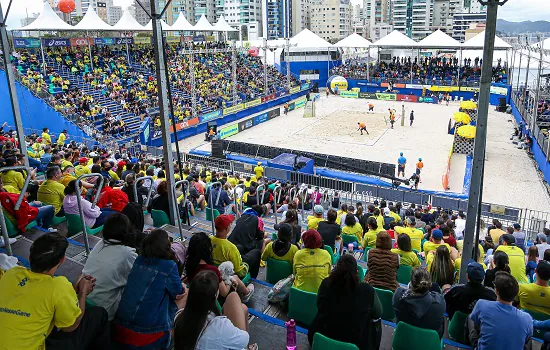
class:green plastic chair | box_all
[66,213,104,237]
[51,215,66,225]
[447,311,468,344]
[374,287,395,321]
[205,207,220,222]
[358,265,366,281]
[312,333,359,350]
[342,234,358,245]
[151,209,171,227]
[323,245,338,264]
[523,309,550,339]
[288,286,318,326]
[3,213,37,238]
[361,246,371,261]
[392,321,442,350]
[265,258,292,284]
[396,265,413,285]
[241,272,251,285]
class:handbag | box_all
[267,274,295,303]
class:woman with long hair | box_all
[174,270,253,350]
[527,245,539,282]
[261,223,298,265]
[309,254,382,349]
[428,245,455,289]
[391,233,421,267]
[342,213,363,243]
[281,209,302,245]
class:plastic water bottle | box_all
[286,319,296,350]
[348,243,354,253]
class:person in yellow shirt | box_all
[293,229,331,293]
[395,217,424,252]
[374,208,384,231]
[362,217,384,249]
[0,233,108,349]
[37,167,66,216]
[336,203,348,225]
[41,127,52,145]
[57,129,67,146]
[391,233,421,267]
[423,230,451,254]
[261,223,298,266]
[227,173,237,187]
[1,166,25,194]
[495,234,529,284]
[489,220,506,244]
[254,162,264,179]
[307,205,325,230]
[516,260,550,315]
[342,213,363,244]
[75,157,91,178]
[388,206,401,224]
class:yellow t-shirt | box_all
[389,211,401,223]
[362,227,384,248]
[75,165,91,178]
[495,245,529,284]
[108,170,120,181]
[423,241,451,254]
[307,216,324,230]
[376,215,384,230]
[61,159,73,170]
[254,166,264,178]
[41,132,51,145]
[1,170,25,194]
[342,222,363,242]
[0,267,81,350]
[293,248,331,293]
[391,248,421,267]
[59,173,76,188]
[57,132,66,145]
[211,236,246,277]
[395,226,424,252]
[261,241,298,266]
[37,180,66,214]
[227,177,237,187]
[489,228,506,244]
[517,283,550,315]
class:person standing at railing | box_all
[57,129,68,147]
[41,127,52,146]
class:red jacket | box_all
[97,187,129,212]
[0,192,38,232]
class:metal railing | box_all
[76,174,104,255]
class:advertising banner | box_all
[206,36,215,42]
[381,82,405,88]
[13,38,41,48]
[253,112,269,126]
[490,85,508,96]
[375,93,397,101]
[115,37,134,45]
[461,86,480,92]
[359,92,377,99]
[356,81,380,87]
[184,36,194,42]
[193,35,205,42]
[268,107,281,120]
[223,103,244,116]
[327,75,348,94]
[261,93,276,103]
[198,110,221,124]
[70,38,94,47]
[405,84,430,89]
[340,90,358,98]
[238,118,254,132]
[220,124,239,139]
[294,98,307,109]
[418,96,439,104]
[171,117,199,132]
[396,94,418,103]
[289,86,300,94]
[134,37,152,44]
[287,102,296,112]
[42,38,70,47]
[276,90,288,98]
[429,85,459,92]
[244,98,261,108]
[166,36,181,44]
[95,38,115,45]
[301,83,310,91]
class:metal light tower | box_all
[188,43,198,118]
[231,40,238,104]
[263,38,268,94]
[285,37,291,89]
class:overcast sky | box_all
[3,0,549,29]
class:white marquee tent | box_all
[193,15,215,32]
[73,7,113,31]
[17,2,74,31]
[461,30,512,50]
[144,19,173,31]
[111,9,147,31]
[334,33,372,48]
[372,30,418,48]
[170,12,194,31]
[418,29,461,49]
[289,29,333,51]
[213,16,238,32]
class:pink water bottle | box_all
[286,319,297,350]
[348,243,354,253]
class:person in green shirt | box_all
[37,166,66,216]
[261,223,298,266]
[391,233,421,267]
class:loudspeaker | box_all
[498,97,506,107]
[211,139,225,159]
[496,105,507,112]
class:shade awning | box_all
[212,15,238,32]
[372,30,418,48]
[418,29,461,49]
[193,14,214,31]
[334,33,372,48]
[73,6,113,31]
[17,2,74,31]
[171,12,194,31]
[290,29,333,51]
[111,9,148,31]
[144,19,173,31]
[461,30,512,49]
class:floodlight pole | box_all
[189,43,198,118]
[515,37,523,91]
[532,36,543,133]
[522,44,531,104]
[231,40,237,105]
[263,38,268,95]
[285,37,291,89]
[0,3,29,166]
[459,0,507,284]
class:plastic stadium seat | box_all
[358,265,366,281]
[392,321,442,350]
[312,333,359,350]
[241,272,251,285]
[447,311,468,344]
[396,265,413,285]
[374,287,395,321]
[51,215,67,225]
[3,212,37,238]
[65,213,103,237]
[323,245,338,264]
[288,286,318,326]
[361,247,371,262]
[205,208,220,222]
[265,258,292,284]
[151,209,170,227]
[341,234,358,245]
[523,309,550,339]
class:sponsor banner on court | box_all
[375,93,397,101]
[381,82,405,88]
[13,38,41,48]
[340,90,358,98]
[356,81,380,87]
[238,117,254,132]
[460,86,480,92]
[206,36,215,42]
[429,85,459,92]
[115,37,134,45]
[171,117,199,132]
[301,83,310,91]
[276,90,288,98]
[245,98,261,108]
[359,92,377,99]
[261,93,276,103]
[405,84,431,89]
[184,36,194,42]
[70,38,94,47]
[268,107,281,120]
[220,124,239,139]
[253,112,269,126]
[198,110,221,124]
[288,102,296,112]
[289,86,300,94]
[418,96,439,104]
[95,38,115,45]
[193,35,205,42]
[134,37,151,44]
[294,98,307,109]
[166,36,180,44]
[396,94,418,103]
[490,86,508,96]
[42,38,70,47]
[223,103,244,116]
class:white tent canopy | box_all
[212,15,238,32]
[372,30,418,48]
[17,2,74,31]
[111,9,147,31]
[461,30,511,50]
[418,29,461,49]
[171,12,194,31]
[193,14,214,31]
[144,19,173,31]
[289,29,333,51]
[334,33,372,48]
[73,6,113,31]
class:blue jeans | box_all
[28,157,45,172]
[93,208,116,228]
[33,205,54,228]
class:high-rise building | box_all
[263,0,292,39]
[133,0,151,25]
[223,0,263,27]
[452,11,486,41]
[392,0,434,40]
[109,6,123,25]
[310,0,352,41]
[291,0,310,36]
[194,0,217,24]
[433,0,460,33]
[363,0,391,27]
[158,0,194,25]
[370,22,393,41]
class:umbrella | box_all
[453,112,471,124]
[460,101,477,110]
[457,125,476,139]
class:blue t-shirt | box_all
[470,300,532,350]
[398,156,406,165]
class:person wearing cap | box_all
[261,223,298,266]
[395,217,424,252]
[307,205,325,231]
[444,261,496,319]
[495,234,529,284]
[57,130,68,147]
[512,223,527,252]
[423,229,452,255]
[212,214,261,280]
[75,157,91,178]
[253,162,263,179]
[381,207,395,230]
[516,260,550,316]
[293,229,331,293]
[536,233,550,260]
[397,152,406,177]
[415,158,424,182]
[229,205,267,256]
